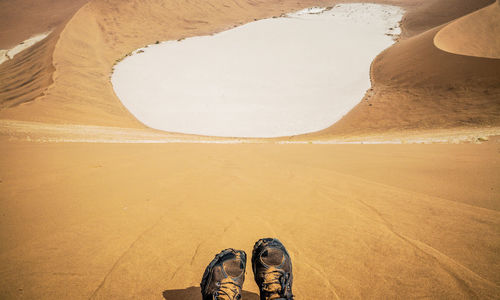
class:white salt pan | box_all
[292,7,331,15]
[112,4,404,137]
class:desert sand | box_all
[1,140,499,299]
[0,0,499,299]
[434,0,500,59]
[0,32,52,65]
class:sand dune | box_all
[397,0,495,38]
[0,31,52,65]
[312,6,500,138]
[0,0,88,114]
[0,31,59,110]
[0,0,89,48]
[0,0,499,299]
[434,0,500,59]
[0,0,498,136]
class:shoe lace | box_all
[214,279,242,300]
[261,269,293,300]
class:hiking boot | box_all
[201,248,247,300]
[252,238,293,300]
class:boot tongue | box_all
[261,248,284,266]
[223,258,244,277]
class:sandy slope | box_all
[397,0,496,38]
[0,0,89,49]
[0,30,58,110]
[311,22,500,138]
[0,140,499,299]
[0,0,89,114]
[434,0,500,59]
[0,0,499,299]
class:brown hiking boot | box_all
[252,238,293,300]
[201,248,246,300]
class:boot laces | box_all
[214,279,242,300]
[261,269,293,299]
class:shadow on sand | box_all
[163,286,259,299]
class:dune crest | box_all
[0,31,52,65]
[0,30,59,110]
[434,1,500,59]
[0,0,88,112]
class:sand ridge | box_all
[434,1,500,59]
[0,0,89,49]
[310,20,500,137]
[0,31,52,65]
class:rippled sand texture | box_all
[0,32,52,65]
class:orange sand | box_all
[434,1,500,59]
[0,140,499,298]
[0,0,499,299]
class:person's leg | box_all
[200,248,246,300]
[252,238,294,300]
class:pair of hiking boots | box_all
[201,238,293,300]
